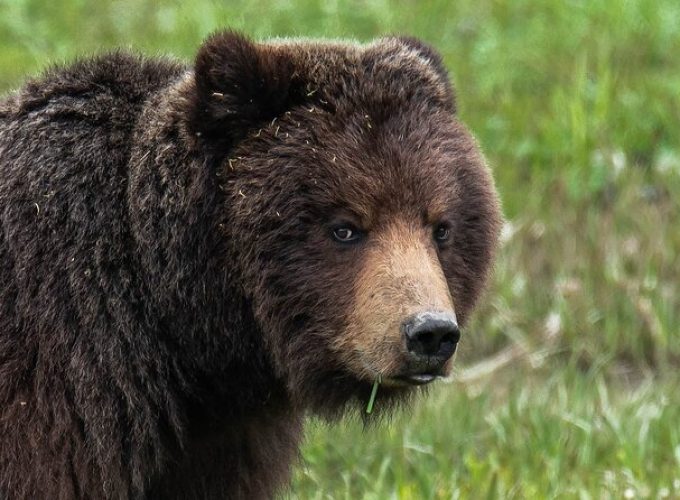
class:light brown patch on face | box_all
[332,217,456,379]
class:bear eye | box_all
[332,225,362,244]
[434,223,451,243]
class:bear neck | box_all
[127,74,293,418]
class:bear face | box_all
[181,32,502,416]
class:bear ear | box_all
[391,36,456,112]
[187,31,300,152]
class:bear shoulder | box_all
[1,51,186,120]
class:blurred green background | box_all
[1,0,679,497]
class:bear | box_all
[0,31,501,499]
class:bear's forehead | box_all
[264,110,464,225]
[239,92,465,206]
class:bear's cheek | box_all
[330,219,456,380]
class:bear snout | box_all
[331,217,462,384]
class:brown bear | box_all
[0,31,501,499]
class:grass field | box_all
[1,0,679,497]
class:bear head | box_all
[180,31,501,417]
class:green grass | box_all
[1,0,679,497]
[294,368,680,498]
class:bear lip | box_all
[391,373,439,386]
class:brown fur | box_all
[0,31,501,499]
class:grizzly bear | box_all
[0,31,501,499]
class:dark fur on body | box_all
[0,32,501,499]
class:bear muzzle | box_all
[337,218,461,386]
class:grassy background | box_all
[1,0,679,497]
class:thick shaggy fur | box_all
[0,32,501,499]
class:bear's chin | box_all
[289,367,425,422]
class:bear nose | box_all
[402,311,460,360]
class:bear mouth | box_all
[388,372,440,386]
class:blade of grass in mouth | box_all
[366,374,381,414]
